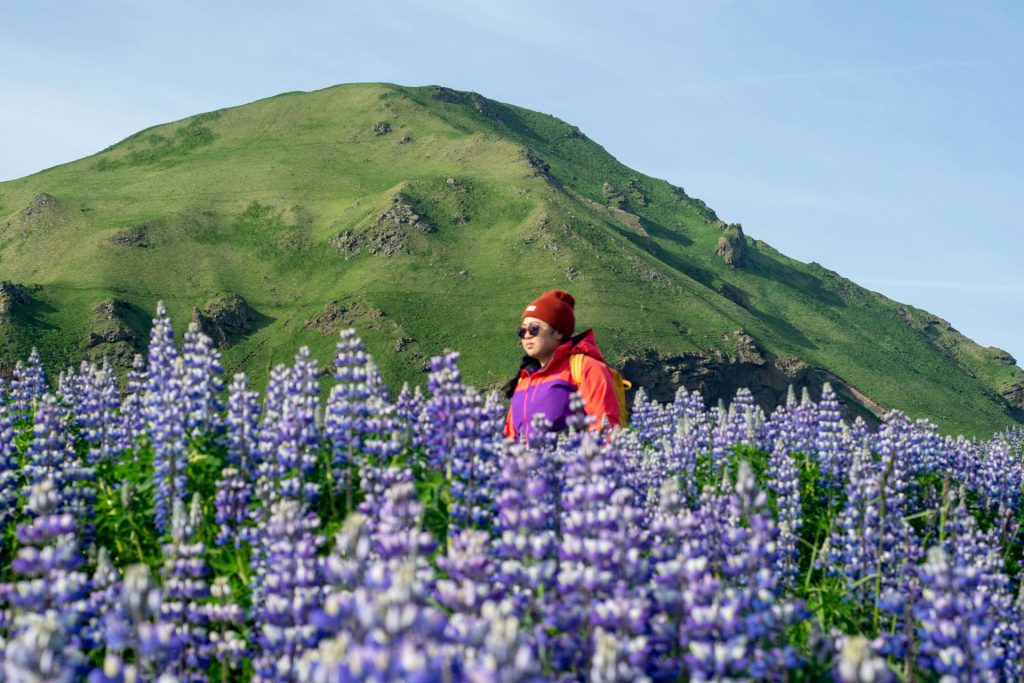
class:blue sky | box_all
[2,1,1022,363]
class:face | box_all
[519,316,564,363]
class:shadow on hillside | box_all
[746,246,847,309]
[10,297,59,332]
[639,215,693,248]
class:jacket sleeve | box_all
[578,355,621,431]
[504,406,516,439]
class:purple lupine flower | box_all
[148,356,189,535]
[146,301,179,390]
[630,386,667,445]
[395,381,426,448]
[161,495,212,682]
[6,479,92,675]
[934,495,1021,679]
[551,435,651,675]
[914,546,1003,681]
[816,383,849,492]
[297,560,454,682]
[448,386,501,532]
[0,399,19,540]
[324,328,375,512]
[121,353,148,442]
[251,498,325,682]
[10,346,48,418]
[181,322,224,438]
[766,438,802,588]
[24,393,96,525]
[422,350,470,470]
[69,360,129,464]
[216,373,261,547]
[492,440,558,632]
[375,477,437,564]
[81,547,120,655]
[3,612,88,682]
[95,563,182,680]
[681,462,804,681]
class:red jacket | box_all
[504,329,620,442]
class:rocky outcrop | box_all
[111,224,150,248]
[716,223,748,268]
[191,293,257,348]
[18,193,60,222]
[522,149,561,188]
[330,193,435,258]
[373,121,391,135]
[619,330,883,427]
[0,282,30,319]
[303,300,385,336]
[85,299,141,367]
[602,182,631,211]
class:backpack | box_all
[569,353,633,427]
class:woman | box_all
[503,290,621,442]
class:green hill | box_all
[1,82,1021,437]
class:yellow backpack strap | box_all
[569,356,585,387]
[570,353,585,387]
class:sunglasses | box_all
[517,323,544,339]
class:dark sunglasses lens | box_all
[517,324,542,338]
[517,326,527,338]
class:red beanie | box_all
[522,290,575,339]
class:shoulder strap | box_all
[570,353,585,386]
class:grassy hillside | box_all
[1,82,1021,437]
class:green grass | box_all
[1,82,1021,437]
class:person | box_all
[503,290,621,442]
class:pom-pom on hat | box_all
[522,290,575,339]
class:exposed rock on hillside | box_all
[304,300,385,336]
[0,282,30,319]
[330,193,435,258]
[191,293,257,348]
[716,223,748,267]
[373,121,391,135]
[18,193,60,222]
[522,149,561,188]
[431,86,504,121]
[620,330,884,426]
[603,182,631,211]
[111,224,150,248]
[86,299,141,367]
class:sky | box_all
[2,0,1022,363]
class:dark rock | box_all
[1003,380,1024,408]
[453,214,470,225]
[565,265,583,281]
[85,299,141,367]
[716,223,748,267]
[373,121,391,135]
[111,224,150,248]
[0,281,30,317]
[395,336,415,352]
[304,301,385,336]
[399,135,412,144]
[522,149,561,188]
[191,293,257,348]
[619,333,883,428]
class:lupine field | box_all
[0,303,1023,682]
